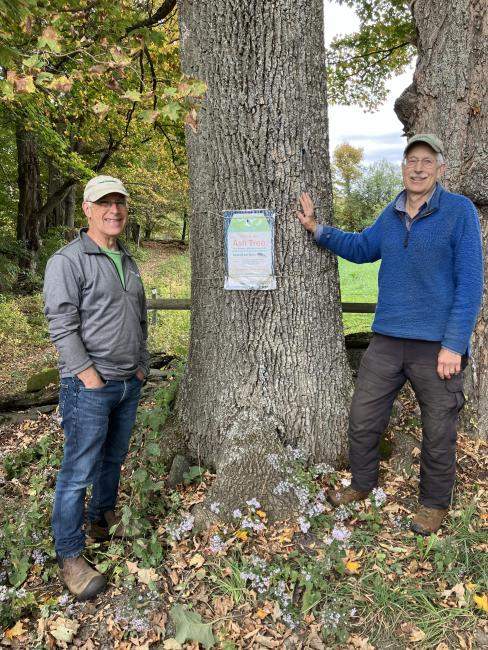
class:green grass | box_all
[144,252,191,356]
[142,252,380,354]
[338,258,379,334]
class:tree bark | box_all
[176,0,352,520]
[394,0,488,439]
[16,122,41,270]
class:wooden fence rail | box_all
[146,298,376,313]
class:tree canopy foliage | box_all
[327,0,416,109]
[0,0,198,276]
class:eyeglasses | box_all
[90,199,128,208]
[403,157,437,169]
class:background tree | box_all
[348,159,403,230]
[395,0,488,439]
[0,0,198,273]
[332,143,363,230]
[176,0,353,522]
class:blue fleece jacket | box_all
[315,184,483,355]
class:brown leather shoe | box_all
[327,486,370,507]
[410,506,448,536]
[58,556,107,601]
[87,510,134,541]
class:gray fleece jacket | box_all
[43,228,150,380]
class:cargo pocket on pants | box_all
[445,374,465,412]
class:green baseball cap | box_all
[83,175,129,202]
[404,133,444,156]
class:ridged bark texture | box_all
[176,0,352,518]
[395,0,488,439]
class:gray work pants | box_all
[349,334,466,509]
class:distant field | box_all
[142,246,380,354]
[338,258,379,334]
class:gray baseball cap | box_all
[83,175,129,202]
[404,133,445,156]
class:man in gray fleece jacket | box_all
[43,175,149,600]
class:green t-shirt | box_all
[101,247,125,288]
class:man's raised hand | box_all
[297,192,318,233]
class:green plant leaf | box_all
[170,604,215,649]
[122,89,142,102]
[161,101,180,121]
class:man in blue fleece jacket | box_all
[297,134,483,535]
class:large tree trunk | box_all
[16,122,41,270]
[395,0,488,439]
[176,0,352,520]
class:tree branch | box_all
[125,0,177,36]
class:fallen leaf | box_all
[410,627,426,642]
[170,604,215,649]
[435,643,449,650]
[137,567,159,585]
[473,593,488,612]
[163,640,182,650]
[348,634,375,649]
[254,635,280,648]
[189,553,205,568]
[126,560,139,574]
[5,620,25,639]
[49,617,80,643]
[345,560,361,574]
[235,530,248,541]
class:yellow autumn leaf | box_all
[466,582,477,592]
[256,608,268,620]
[5,620,25,639]
[278,527,294,543]
[235,530,248,541]
[137,567,159,585]
[345,560,361,574]
[473,593,488,612]
[256,510,267,519]
[189,553,205,568]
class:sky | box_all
[324,1,415,164]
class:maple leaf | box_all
[49,617,80,643]
[139,110,160,124]
[38,26,61,53]
[5,620,25,639]
[473,593,488,612]
[170,604,215,649]
[14,75,35,93]
[235,530,248,541]
[122,90,142,103]
[48,76,73,93]
[92,102,110,121]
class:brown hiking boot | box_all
[410,506,448,536]
[327,486,370,507]
[58,556,107,601]
[87,510,133,541]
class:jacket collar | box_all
[393,182,443,216]
[78,227,132,257]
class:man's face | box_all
[402,144,445,196]
[83,192,128,238]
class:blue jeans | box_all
[52,375,142,558]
